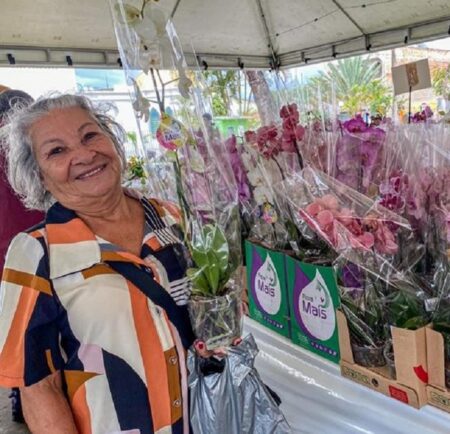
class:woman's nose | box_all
[71,145,97,165]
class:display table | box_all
[244,318,450,434]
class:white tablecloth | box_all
[244,318,450,434]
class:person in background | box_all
[0,87,44,424]
[0,87,44,273]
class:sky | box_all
[75,69,127,91]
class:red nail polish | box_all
[197,342,205,350]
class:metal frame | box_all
[1,15,449,70]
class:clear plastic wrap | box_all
[187,283,242,350]
[279,167,416,274]
[241,103,307,251]
[110,0,243,349]
[277,167,432,371]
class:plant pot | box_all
[351,342,386,367]
[383,341,396,379]
[188,286,243,350]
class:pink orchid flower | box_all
[245,130,257,144]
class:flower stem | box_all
[272,156,285,181]
[294,141,304,170]
[150,68,165,113]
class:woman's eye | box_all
[48,147,64,157]
[83,132,99,142]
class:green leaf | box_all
[190,224,231,295]
[186,268,210,296]
[211,225,229,275]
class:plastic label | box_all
[389,386,409,403]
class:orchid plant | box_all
[335,114,385,196]
[112,0,242,349]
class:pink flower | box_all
[244,130,257,143]
[280,137,297,153]
[373,224,398,255]
[305,202,323,216]
[317,210,334,228]
[343,115,367,133]
[358,232,375,249]
[295,125,305,141]
[318,194,339,211]
[280,103,299,122]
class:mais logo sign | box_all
[254,255,281,315]
[298,270,335,341]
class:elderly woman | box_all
[0,94,196,434]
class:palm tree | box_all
[306,57,391,115]
[310,57,381,97]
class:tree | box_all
[305,56,393,116]
[245,70,277,125]
[203,70,239,116]
[432,65,450,100]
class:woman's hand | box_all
[194,337,242,358]
[21,371,78,434]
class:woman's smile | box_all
[75,163,107,181]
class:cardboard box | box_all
[426,328,450,413]
[286,255,340,364]
[245,240,291,338]
[338,311,428,408]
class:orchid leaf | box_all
[211,225,230,275]
[187,267,210,296]
[190,224,229,295]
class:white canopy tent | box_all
[0,0,450,69]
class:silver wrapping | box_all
[188,334,292,434]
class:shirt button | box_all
[173,399,181,408]
[169,355,178,365]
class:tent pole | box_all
[170,0,182,18]
[254,0,279,68]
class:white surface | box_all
[244,318,450,434]
[0,0,450,68]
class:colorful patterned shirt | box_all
[0,192,195,434]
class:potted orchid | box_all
[241,103,334,260]
[278,167,428,368]
[154,98,243,350]
[335,114,386,197]
[111,0,243,350]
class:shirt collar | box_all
[45,202,102,279]
[44,189,146,280]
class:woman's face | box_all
[31,106,123,209]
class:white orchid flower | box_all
[131,79,150,122]
[151,8,167,36]
[254,186,273,205]
[133,17,157,45]
[138,42,162,72]
[115,3,140,25]
[189,147,206,173]
[178,70,192,99]
[247,169,264,187]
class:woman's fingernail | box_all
[234,338,242,346]
[197,342,205,350]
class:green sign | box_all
[245,241,290,338]
[286,255,340,363]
